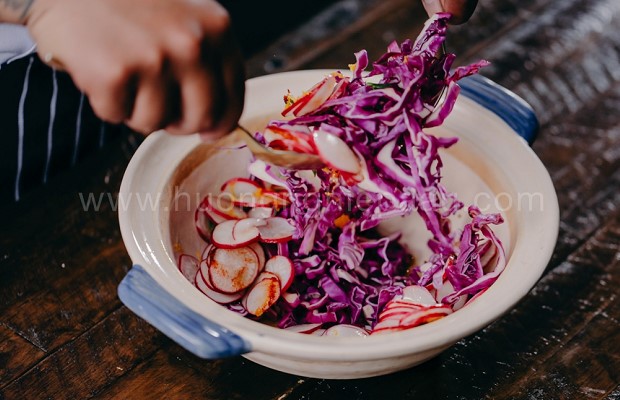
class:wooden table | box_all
[2,0,620,398]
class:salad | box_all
[177,13,506,337]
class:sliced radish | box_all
[242,272,281,316]
[400,308,451,326]
[234,217,266,236]
[248,207,273,219]
[204,207,227,224]
[378,306,421,320]
[195,263,245,304]
[371,319,404,335]
[264,125,316,154]
[204,194,247,220]
[284,323,322,334]
[201,244,215,261]
[313,129,361,174]
[282,74,338,117]
[264,255,294,291]
[208,247,260,293]
[212,219,260,249]
[221,177,262,196]
[326,78,348,101]
[256,270,280,282]
[178,254,199,282]
[257,217,296,243]
[194,207,213,241]
[323,324,369,337]
[221,177,267,207]
[402,285,437,306]
[281,291,300,307]
[199,257,216,290]
[249,242,266,271]
[380,303,421,314]
[372,296,453,334]
[259,191,290,208]
[435,280,467,311]
[247,159,289,190]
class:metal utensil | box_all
[430,42,449,105]
[236,125,324,170]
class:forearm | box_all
[0,0,34,23]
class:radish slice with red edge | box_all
[402,285,437,306]
[264,126,316,154]
[204,207,227,225]
[178,254,199,282]
[212,219,260,249]
[221,177,262,196]
[248,242,266,271]
[259,191,290,208]
[281,291,300,307]
[194,207,214,241]
[195,262,245,304]
[242,272,281,316]
[221,178,265,207]
[313,129,361,174]
[248,207,273,219]
[264,255,294,291]
[205,194,247,220]
[283,74,338,117]
[208,247,259,293]
[233,218,265,240]
[257,217,296,243]
[247,160,290,191]
[201,244,215,261]
[199,258,217,291]
[284,323,322,334]
[323,324,369,337]
[434,280,467,310]
[256,270,280,281]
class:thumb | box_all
[421,0,444,16]
[421,0,478,24]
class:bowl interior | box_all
[167,124,515,269]
[119,70,557,361]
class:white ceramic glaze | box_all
[118,70,558,379]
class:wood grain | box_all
[1,0,619,398]
[0,324,45,386]
[0,307,160,399]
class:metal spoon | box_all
[236,125,325,170]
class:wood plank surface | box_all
[1,0,619,398]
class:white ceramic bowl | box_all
[118,70,558,379]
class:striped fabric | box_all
[0,54,124,204]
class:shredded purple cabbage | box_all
[246,13,503,329]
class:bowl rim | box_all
[118,69,559,361]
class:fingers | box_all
[422,0,478,24]
[123,51,181,133]
[195,31,246,141]
[73,58,137,125]
[29,0,244,137]
[165,7,245,138]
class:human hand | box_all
[25,0,245,139]
[421,0,478,24]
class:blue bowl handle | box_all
[118,265,251,358]
[459,75,539,145]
